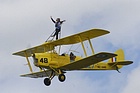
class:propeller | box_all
[26,44,39,71]
[32,53,38,67]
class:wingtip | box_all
[128,61,133,64]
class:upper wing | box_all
[59,52,117,70]
[50,28,110,45]
[13,29,109,57]
[13,42,55,57]
[20,70,52,78]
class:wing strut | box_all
[88,38,94,54]
[78,35,87,57]
[24,52,33,73]
[78,36,95,57]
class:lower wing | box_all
[59,52,117,70]
[20,70,52,78]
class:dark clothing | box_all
[53,29,60,40]
[51,17,65,40]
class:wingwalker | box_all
[13,29,133,86]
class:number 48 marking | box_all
[40,58,48,63]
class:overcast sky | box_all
[0,0,140,93]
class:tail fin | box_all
[114,49,124,70]
[113,49,132,65]
[108,49,133,73]
[108,49,124,62]
[115,49,125,61]
[108,49,124,73]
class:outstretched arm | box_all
[60,20,66,24]
[50,16,56,23]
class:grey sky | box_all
[0,0,140,93]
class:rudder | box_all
[115,49,125,61]
[108,49,124,62]
[108,49,125,71]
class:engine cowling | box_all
[32,54,39,67]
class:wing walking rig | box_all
[13,28,133,86]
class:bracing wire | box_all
[67,44,73,54]
[74,43,81,51]
[45,30,55,42]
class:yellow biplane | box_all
[13,29,133,86]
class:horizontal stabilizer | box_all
[108,61,133,66]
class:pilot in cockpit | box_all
[70,52,76,62]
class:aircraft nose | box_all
[32,54,38,66]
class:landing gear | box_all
[44,78,51,86]
[44,70,55,86]
[43,70,66,86]
[58,74,66,82]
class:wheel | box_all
[58,74,66,82]
[44,78,51,86]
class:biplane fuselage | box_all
[33,52,82,69]
[33,52,123,71]
[33,50,125,71]
[13,28,133,86]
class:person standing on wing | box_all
[50,16,66,40]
